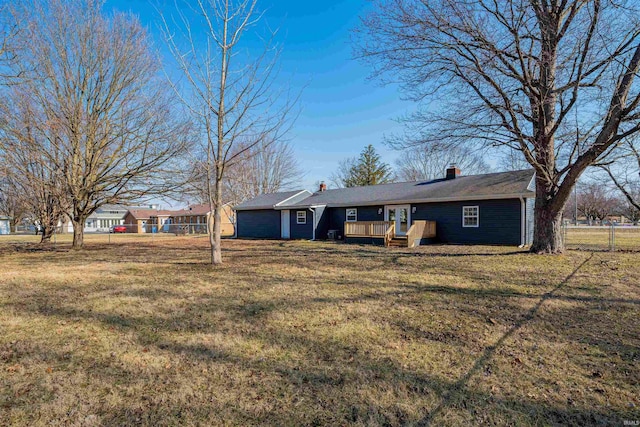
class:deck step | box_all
[387,236,408,247]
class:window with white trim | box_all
[296,211,306,224]
[463,206,479,227]
[346,208,357,222]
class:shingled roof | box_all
[235,190,312,211]
[283,169,535,208]
[126,209,157,220]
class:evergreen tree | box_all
[341,145,394,187]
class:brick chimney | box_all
[319,181,327,192]
[446,165,461,180]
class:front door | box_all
[281,210,290,239]
[385,205,410,236]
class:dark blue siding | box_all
[314,206,330,240]
[238,198,527,244]
[327,205,384,239]
[236,209,281,239]
[412,199,522,245]
[290,209,313,239]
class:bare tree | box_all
[13,0,188,248]
[499,148,533,172]
[0,174,31,232]
[223,139,302,205]
[186,138,302,205]
[576,183,615,224]
[329,157,357,189]
[599,139,640,214]
[396,144,491,181]
[356,0,640,253]
[161,0,296,265]
[615,191,640,223]
[0,3,26,85]
[0,89,68,242]
[0,176,27,232]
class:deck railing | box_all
[406,220,437,248]
[384,223,395,247]
[345,220,436,247]
[344,221,392,237]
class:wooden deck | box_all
[344,220,436,247]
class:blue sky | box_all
[105,0,412,192]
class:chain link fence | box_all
[563,224,640,251]
[4,222,234,245]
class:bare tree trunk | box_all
[40,227,53,243]
[531,207,564,254]
[72,217,84,248]
[531,179,565,253]
[207,202,223,264]
[212,184,223,265]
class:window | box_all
[463,206,479,227]
[346,208,357,222]
[296,211,306,224]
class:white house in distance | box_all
[0,216,10,235]
[61,204,158,233]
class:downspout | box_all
[310,208,316,241]
[519,196,526,247]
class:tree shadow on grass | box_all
[415,253,596,425]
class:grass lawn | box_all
[0,235,638,426]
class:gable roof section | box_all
[171,203,211,216]
[283,169,535,209]
[126,209,156,220]
[151,210,174,217]
[235,190,311,211]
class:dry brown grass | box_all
[0,235,638,426]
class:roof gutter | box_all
[277,192,535,210]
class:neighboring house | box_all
[123,208,157,233]
[235,168,536,247]
[149,210,173,233]
[122,203,236,235]
[60,204,156,233]
[0,216,11,235]
[84,204,130,232]
[167,203,235,236]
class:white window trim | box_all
[462,206,479,228]
[346,208,358,222]
[296,211,307,224]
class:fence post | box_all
[610,223,615,252]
